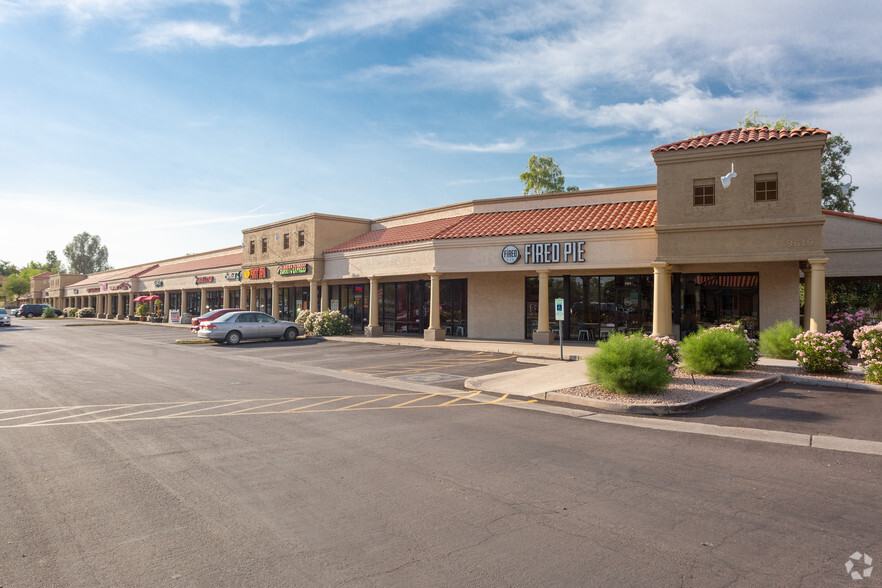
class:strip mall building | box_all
[46,127,882,343]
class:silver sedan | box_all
[197,311,302,345]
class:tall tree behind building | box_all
[63,232,111,274]
[519,155,579,195]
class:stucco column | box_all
[424,273,445,342]
[533,270,554,345]
[199,289,207,314]
[116,293,122,319]
[249,286,256,311]
[802,267,813,331]
[365,277,382,337]
[240,285,246,310]
[271,282,280,318]
[808,258,828,333]
[163,291,170,321]
[222,286,230,308]
[320,281,329,312]
[651,262,674,338]
[308,280,318,313]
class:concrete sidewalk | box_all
[323,333,597,360]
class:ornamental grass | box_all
[680,326,755,375]
[758,320,801,360]
[585,332,673,395]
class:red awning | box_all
[133,295,161,302]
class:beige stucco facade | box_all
[29,127,880,342]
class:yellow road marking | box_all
[282,396,356,413]
[0,392,536,429]
[24,405,141,426]
[390,393,441,408]
[440,391,481,405]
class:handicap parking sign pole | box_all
[555,298,564,361]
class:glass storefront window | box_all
[206,290,223,310]
[678,273,759,338]
[186,292,201,315]
[528,275,653,340]
[333,284,367,328]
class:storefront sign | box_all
[278,263,309,276]
[110,282,131,291]
[195,276,215,285]
[225,271,242,282]
[73,289,79,294]
[501,242,586,264]
[153,280,164,287]
[501,245,520,264]
[169,310,181,324]
[87,287,100,293]
[243,267,268,279]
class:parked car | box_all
[197,311,302,345]
[17,304,63,318]
[0,307,10,326]
[190,308,245,333]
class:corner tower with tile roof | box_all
[651,127,831,335]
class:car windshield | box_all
[0,309,7,315]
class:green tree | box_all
[520,155,578,194]
[737,109,857,212]
[1,273,30,302]
[820,134,856,212]
[738,108,801,130]
[45,250,63,273]
[0,260,18,276]
[63,232,111,274]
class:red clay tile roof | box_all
[68,263,159,288]
[651,127,829,153]
[822,209,882,225]
[326,200,657,253]
[141,251,242,277]
[325,216,467,253]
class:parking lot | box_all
[1,317,879,586]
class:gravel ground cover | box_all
[557,364,869,406]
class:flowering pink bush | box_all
[827,309,877,355]
[646,334,680,374]
[709,323,759,367]
[852,322,882,383]
[791,330,850,374]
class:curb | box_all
[469,372,882,416]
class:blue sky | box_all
[1,0,880,269]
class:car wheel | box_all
[283,327,299,341]
[25,312,34,318]
[224,330,242,345]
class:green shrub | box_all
[296,309,352,336]
[758,320,802,359]
[680,327,755,374]
[64,307,78,317]
[41,306,56,319]
[586,332,673,395]
[77,307,96,318]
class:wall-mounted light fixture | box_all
[720,163,737,189]
[839,173,853,199]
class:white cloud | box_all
[415,134,525,153]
